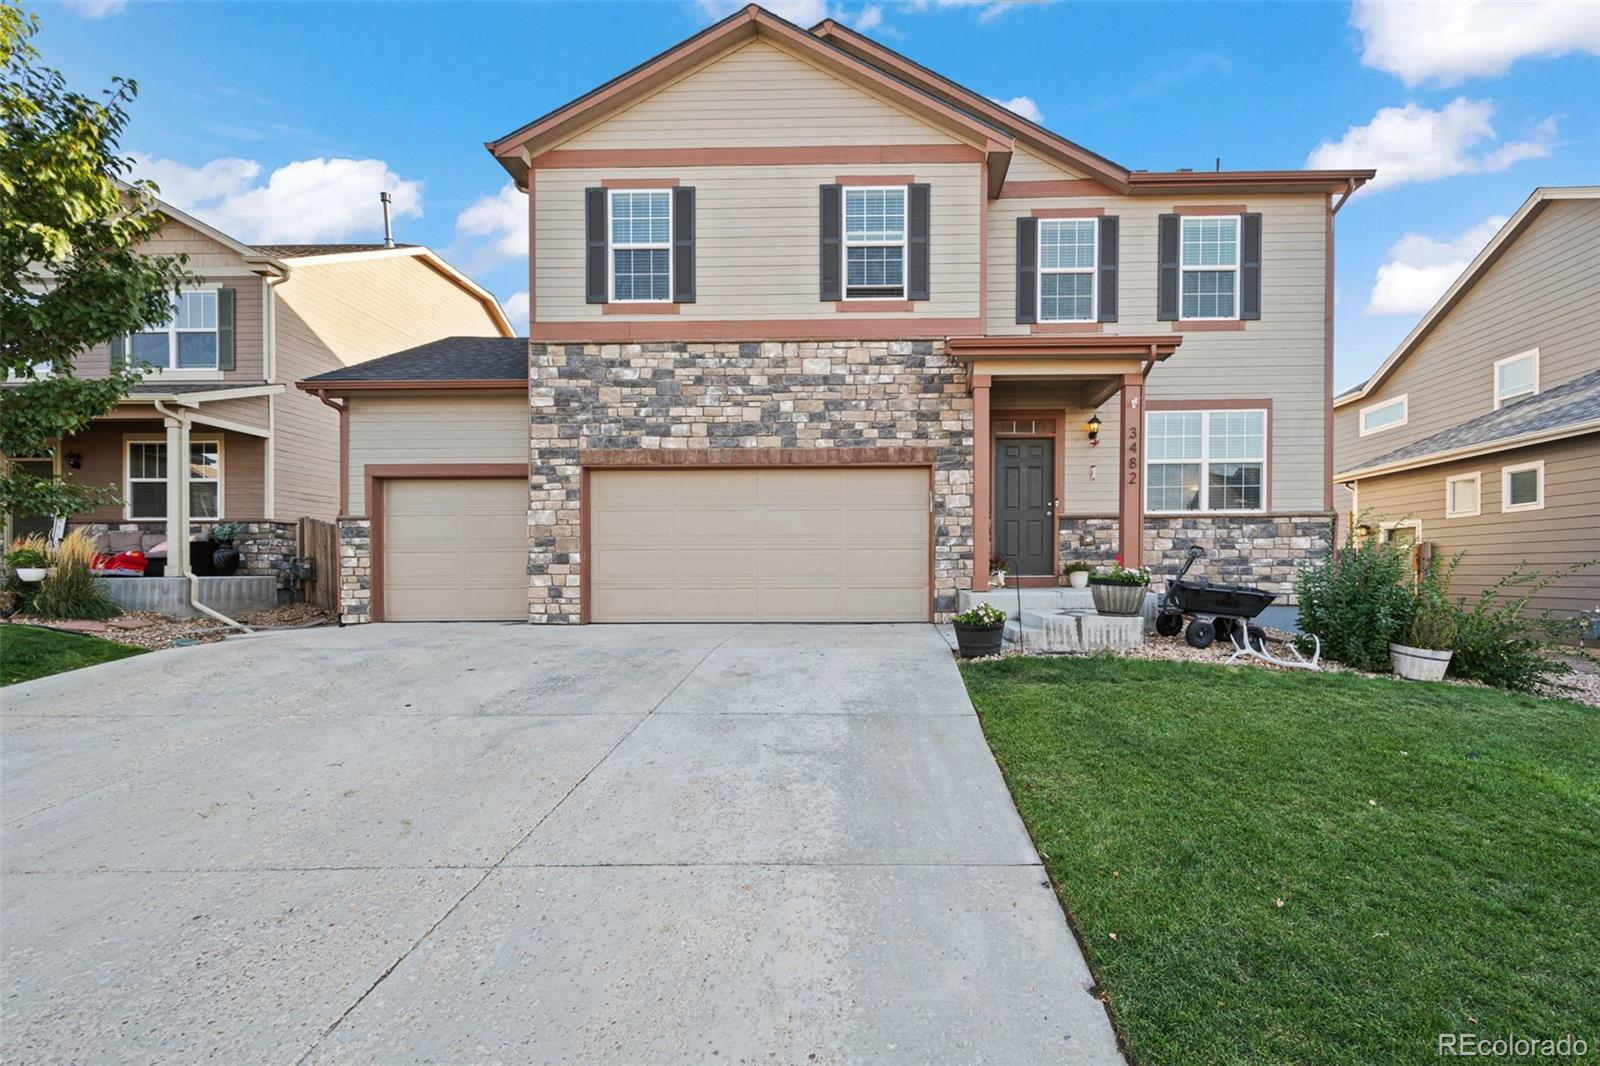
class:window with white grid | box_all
[843,187,906,299]
[129,290,219,369]
[1146,409,1265,512]
[609,190,671,302]
[124,440,222,520]
[1180,216,1239,320]
[1039,219,1096,321]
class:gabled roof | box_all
[297,336,527,391]
[253,243,417,258]
[119,183,288,277]
[1337,368,1600,480]
[268,245,517,337]
[1336,186,1600,408]
[486,4,1015,194]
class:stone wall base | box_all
[337,518,372,624]
[70,520,301,579]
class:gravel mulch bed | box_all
[7,603,334,652]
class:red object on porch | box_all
[93,550,148,575]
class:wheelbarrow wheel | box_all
[1185,619,1216,649]
[1155,612,1183,637]
[1247,625,1268,651]
[1213,617,1237,642]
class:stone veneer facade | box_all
[1059,514,1333,603]
[73,520,300,579]
[528,339,974,624]
[337,518,372,624]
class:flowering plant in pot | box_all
[5,539,51,583]
[1089,555,1150,616]
[1063,561,1094,589]
[1390,553,1459,681]
[209,522,242,576]
[988,555,1011,588]
[952,601,1007,658]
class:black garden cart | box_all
[1153,545,1278,650]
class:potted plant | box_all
[1063,561,1094,589]
[1089,556,1150,616]
[952,601,1007,658]
[210,522,242,576]
[989,555,1010,588]
[6,542,50,583]
[1390,555,1460,681]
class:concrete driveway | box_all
[2,623,1121,1064]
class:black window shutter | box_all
[1157,213,1180,321]
[1240,212,1262,320]
[1015,216,1038,324]
[109,335,126,369]
[907,183,931,301]
[584,187,608,304]
[819,184,842,301]
[1097,215,1119,323]
[672,186,696,303]
[217,288,236,371]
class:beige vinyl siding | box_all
[535,162,981,323]
[1336,198,1600,477]
[346,393,529,514]
[1003,144,1098,184]
[1352,434,1600,618]
[193,394,271,432]
[557,40,961,150]
[272,255,511,520]
[987,192,1329,513]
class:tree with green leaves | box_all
[0,0,194,521]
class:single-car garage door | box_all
[381,478,527,622]
[589,467,929,622]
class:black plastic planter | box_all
[953,621,1005,658]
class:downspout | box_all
[313,389,349,515]
[1331,178,1359,216]
[152,399,252,634]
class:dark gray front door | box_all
[994,439,1054,576]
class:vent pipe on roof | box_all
[379,191,394,248]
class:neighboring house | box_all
[4,197,513,578]
[1334,187,1600,621]
[313,5,1372,624]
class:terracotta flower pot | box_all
[1089,579,1146,616]
[1390,642,1452,682]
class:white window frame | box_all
[123,435,225,522]
[1144,408,1269,514]
[1493,349,1539,409]
[607,189,673,304]
[1178,214,1241,322]
[1501,459,1545,513]
[1444,471,1481,518]
[840,185,908,301]
[1379,518,1422,544]
[1358,394,1409,436]
[127,286,222,372]
[1037,218,1098,323]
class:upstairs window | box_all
[843,187,905,299]
[609,190,672,302]
[1359,395,1408,435]
[1038,219,1097,322]
[1146,408,1266,512]
[1494,349,1539,409]
[1180,216,1239,320]
[130,290,219,370]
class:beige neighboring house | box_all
[5,197,513,580]
[310,6,1374,626]
[1334,187,1600,622]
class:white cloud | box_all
[130,155,423,243]
[989,95,1043,123]
[69,0,127,18]
[1367,215,1508,315]
[1306,98,1557,190]
[1353,0,1600,87]
[852,4,883,30]
[909,0,1038,22]
[502,291,530,334]
[455,183,528,265]
[696,0,830,23]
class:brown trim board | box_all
[532,145,982,169]
[533,317,981,343]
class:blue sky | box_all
[33,0,1600,389]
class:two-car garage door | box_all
[588,467,930,622]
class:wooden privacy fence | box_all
[298,517,339,613]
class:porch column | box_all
[163,414,191,578]
[971,373,992,592]
[1118,373,1144,568]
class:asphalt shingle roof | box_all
[253,243,416,258]
[1359,368,1600,471]
[130,381,269,394]
[302,337,527,383]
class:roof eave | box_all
[296,379,526,394]
[1335,419,1600,481]
[1126,170,1376,196]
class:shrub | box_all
[954,602,1006,628]
[1091,559,1151,586]
[1295,523,1416,671]
[1063,561,1096,575]
[5,537,49,570]
[1446,561,1594,691]
[1404,552,1461,651]
[30,529,118,621]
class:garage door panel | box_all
[382,479,527,622]
[590,468,929,623]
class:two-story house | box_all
[310,5,1372,624]
[1334,187,1600,621]
[6,194,514,582]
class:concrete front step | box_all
[1011,609,1144,652]
[959,586,1098,620]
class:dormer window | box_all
[842,187,906,299]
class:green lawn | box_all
[1,624,146,686]
[963,656,1599,1066]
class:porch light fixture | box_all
[65,451,82,470]
[1087,415,1102,447]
